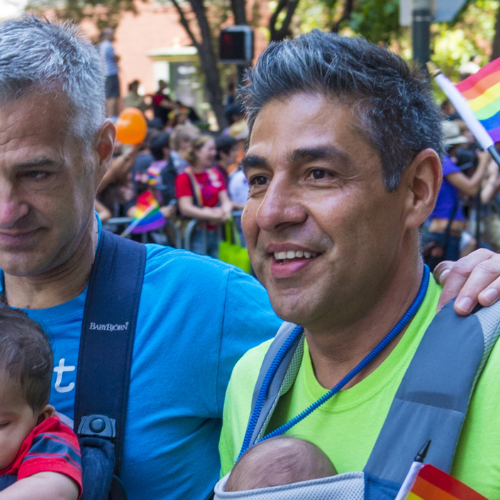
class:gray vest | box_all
[214,299,500,499]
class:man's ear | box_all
[37,404,56,425]
[94,119,116,186]
[401,148,442,229]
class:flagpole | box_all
[427,62,500,169]
[394,440,431,500]
[120,203,157,238]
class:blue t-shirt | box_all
[99,40,119,77]
[0,220,281,499]
[429,155,465,222]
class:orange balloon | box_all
[116,107,147,145]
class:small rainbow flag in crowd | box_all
[456,57,500,143]
[405,464,487,500]
[147,163,163,186]
[121,190,165,237]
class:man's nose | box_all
[256,176,307,232]
[0,183,29,227]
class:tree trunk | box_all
[492,3,500,61]
[189,0,227,129]
[171,0,227,130]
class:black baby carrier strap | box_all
[74,230,146,500]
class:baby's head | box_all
[225,437,337,492]
[0,307,55,469]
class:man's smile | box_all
[265,243,323,279]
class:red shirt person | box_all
[175,135,233,257]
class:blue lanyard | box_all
[239,265,431,459]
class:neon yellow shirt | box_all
[219,277,500,499]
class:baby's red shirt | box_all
[0,415,83,497]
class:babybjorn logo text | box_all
[89,321,129,332]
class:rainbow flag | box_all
[407,464,487,500]
[456,57,500,143]
[147,162,166,186]
[126,190,165,235]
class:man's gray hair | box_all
[0,15,105,142]
[241,30,443,192]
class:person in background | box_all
[170,124,201,174]
[98,28,120,118]
[223,104,245,136]
[225,81,236,107]
[153,80,174,126]
[94,199,112,224]
[122,80,147,113]
[424,121,491,266]
[147,132,177,220]
[214,136,239,189]
[175,135,232,257]
[228,164,249,247]
[97,141,138,217]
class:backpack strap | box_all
[245,322,303,450]
[364,298,500,484]
[74,230,146,495]
[185,166,203,207]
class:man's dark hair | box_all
[240,30,443,191]
[150,132,171,161]
[215,135,238,161]
[0,307,53,413]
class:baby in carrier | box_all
[0,307,82,499]
[225,436,336,491]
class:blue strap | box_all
[74,230,146,477]
[239,266,430,459]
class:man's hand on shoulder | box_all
[434,249,500,314]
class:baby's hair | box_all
[0,307,53,413]
[226,436,336,491]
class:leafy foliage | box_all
[347,0,400,44]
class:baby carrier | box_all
[214,284,500,499]
[75,230,146,500]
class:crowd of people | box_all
[423,106,500,269]
[3,14,500,500]
[95,86,250,257]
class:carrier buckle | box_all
[78,414,116,439]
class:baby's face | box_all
[0,371,38,470]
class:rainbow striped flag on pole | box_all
[456,57,500,143]
[405,464,487,500]
[121,190,166,237]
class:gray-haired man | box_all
[0,16,282,499]
[219,31,500,498]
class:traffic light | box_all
[219,26,254,65]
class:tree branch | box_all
[170,0,200,48]
[331,0,354,32]
[269,0,299,41]
[269,0,287,41]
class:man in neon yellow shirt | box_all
[219,31,500,499]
